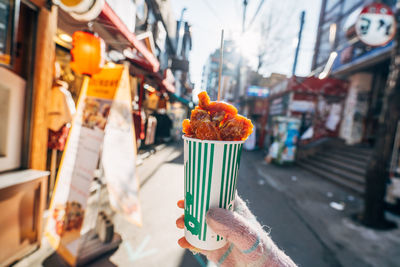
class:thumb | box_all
[206,208,261,253]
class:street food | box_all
[53,201,84,236]
[183,91,253,141]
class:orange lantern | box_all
[70,31,105,76]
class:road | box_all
[102,143,344,267]
[15,142,400,267]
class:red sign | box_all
[355,3,396,47]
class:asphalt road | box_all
[105,143,341,267]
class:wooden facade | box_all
[0,1,56,265]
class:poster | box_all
[271,117,300,164]
[102,66,142,226]
[45,65,128,266]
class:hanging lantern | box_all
[70,31,105,76]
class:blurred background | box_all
[1,0,400,266]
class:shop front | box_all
[0,0,57,265]
[332,41,391,146]
[265,76,348,163]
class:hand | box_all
[176,196,297,267]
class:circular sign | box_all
[355,3,396,47]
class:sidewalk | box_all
[14,142,194,267]
[240,150,400,267]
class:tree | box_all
[254,1,299,75]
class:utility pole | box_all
[242,0,248,33]
[362,2,400,229]
[292,11,305,76]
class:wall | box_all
[339,72,373,144]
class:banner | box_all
[102,66,142,226]
[45,65,141,266]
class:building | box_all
[312,0,396,145]
[0,1,57,265]
[201,40,240,101]
[172,20,194,99]
[0,0,192,264]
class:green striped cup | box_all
[183,136,244,250]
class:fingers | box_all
[177,200,184,209]
[176,214,184,229]
[178,237,203,254]
[206,208,260,253]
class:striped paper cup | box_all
[183,136,244,250]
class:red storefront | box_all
[266,76,348,146]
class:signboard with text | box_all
[355,3,396,47]
[45,65,142,266]
[247,85,269,98]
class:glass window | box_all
[335,19,347,48]
[342,0,363,15]
[325,2,342,22]
[325,0,342,13]
[316,22,332,66]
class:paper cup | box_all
[183,136,245,250]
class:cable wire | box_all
[246,0,266,31]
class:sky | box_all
[170,0,322,91]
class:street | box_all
[3,1,400,266]
[14,142,400,267]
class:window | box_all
[325,3,342,22]
[335,19,348,49]
[317,26,331,66]
[325,0,342,13]
[342,0,363,15]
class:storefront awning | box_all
[99,3,160,72]
[169,93,193,107]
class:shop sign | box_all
[102,67,142,226]
[171,57,189,72]
[45,65,142,266]
[270,95,289,116]
[290,100,315,113]
[355,3,396,47]
[332,40,393,72]
[247,85,269,98]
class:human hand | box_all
[176,196,297,267]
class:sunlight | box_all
[235,31,261,60]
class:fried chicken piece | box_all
[198,91,211,109]
[198,91,238,116]
[220,115,253,141]
[207,101,237,116]
[182,119,193,136]
[190,109,211,132]
[195,121,221,140]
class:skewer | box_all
[217,29,224,101]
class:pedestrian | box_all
[176,196,297,267]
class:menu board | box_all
[0,0,13,65]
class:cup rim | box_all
[182,135,246,144]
